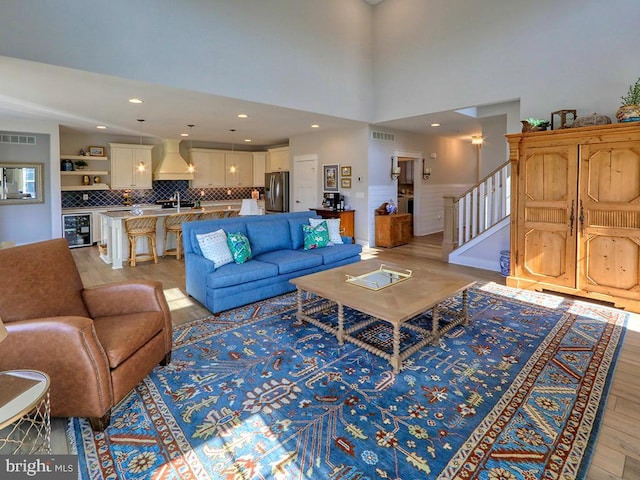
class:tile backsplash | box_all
[62,181,264,208]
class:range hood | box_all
[152,139,194,181]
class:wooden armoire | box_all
[506,122,640,311]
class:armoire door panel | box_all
[579,141,640,298]
[586,145,640,203]
[517,145,577,287]
[583,235,640,295]
[524,151,570,201]
[523,228,573,282]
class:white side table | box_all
[0,370,51,454]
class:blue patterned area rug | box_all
[67,283,631,479]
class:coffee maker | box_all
[323,192,341,210]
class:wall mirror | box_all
[0,163,44,204]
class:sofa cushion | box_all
[301,243,362,265]
[303,221,330,250]
[309,217,343,244]
[289,216,317,250]
[206,260,278,288]
[246,219,292,255]
[227,232,252,264]
[189,221,248,257]
[93,311,165,368]
[254,249,323,274]
[196,229,234,269]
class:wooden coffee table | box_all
[290,260,475,372]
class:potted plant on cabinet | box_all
[521,118,550,132]
[616,77,640,123]
[75,159,88,170]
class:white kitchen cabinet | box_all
[253,152,266,187]
[109,143,154,189]
[189,149,226,187]
[267,146,289,172]
[225,152,253,186]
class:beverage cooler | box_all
[62,213,92,248]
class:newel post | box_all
[442,195,457,262]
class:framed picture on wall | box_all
[341,178,352,188]
[88,146,105,157]
[341,166,352,177]
[323,164,339,192]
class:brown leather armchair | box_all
[0,238,172,430]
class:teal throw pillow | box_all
[302,221,330,250]
[227,232,252,264]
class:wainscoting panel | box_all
[367,184,396,246]
[414,183,470,236]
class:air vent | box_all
[0,134,36,145]
[371,131,395,142]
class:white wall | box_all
[289,126,370,243]
[0,0,374,122]
[478,115,508,178]
[373,0,640,130]
[0,120,60,244]
[366,128,478,242]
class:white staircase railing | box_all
[442,161,511,261]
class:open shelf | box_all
[61,184,110,191]
[61,170,109,176]
[60,154,108,161]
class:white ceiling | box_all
[0,55,481,147]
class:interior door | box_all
[578,141,640,299]
[293,156,318,212]
[516,144,578,287]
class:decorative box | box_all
[573,113,612,127]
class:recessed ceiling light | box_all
[96,125,107,129]
[311,124,320,128]
[244,139,252,142]
[129,98,143,104]
[430,123,440,127]
[237,114,248,118]
[181,133,189,137]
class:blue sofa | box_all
[182,211,362,313]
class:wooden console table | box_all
[311,209,355,241]
[375,213,412,247]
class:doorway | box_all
[292,154,318,212]
[393,150,422,236]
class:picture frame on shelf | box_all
[341,166,352,177]
[88,146,105,157]
[341,178,352,188]
[323,164,339,192]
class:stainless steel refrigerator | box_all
[264,171,290,213]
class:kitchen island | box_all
[99,206,239,269]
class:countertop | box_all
[100,206,239,219]
[62,200,247,214]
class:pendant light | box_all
[136,119,146,172]
[229,129,237,174]
[187,124,195,173]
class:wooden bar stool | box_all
[124,216,159,267]
[163,212,197,260]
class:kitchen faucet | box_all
[175,191,181,213]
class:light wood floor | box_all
[57,237,640,479]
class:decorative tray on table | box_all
[345,264,412,291]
